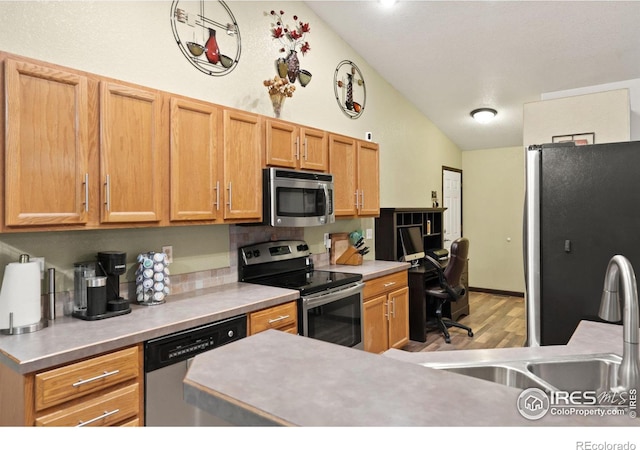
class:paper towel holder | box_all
[0,254,48,335]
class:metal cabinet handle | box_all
[303,138,308,160]
[104,175,111,211]
[384,301,389,319]
[76,409,120,427]
[268,314,290,324]
[355,190,360,209]
[214,180,220,210]
[83,173,89,212]
[295,136,300,160]
[360,191,365,210]
[392,298,396,318]
[72,369,120,388]
[227,182,232,210]
[383,282,396,287]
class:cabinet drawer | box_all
[35,346,139,411]
[35,383,139,427]
[249,301,297,335]
[363,271,408,300]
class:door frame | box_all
[442,166,463,238]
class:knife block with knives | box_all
[335,246,363,265]
[330,232,367,266]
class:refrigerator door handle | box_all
[524,145,542,347]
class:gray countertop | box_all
[0,260,409,374]
[318,260,411,281]
[183,321,639,427]
[0,282,298,374]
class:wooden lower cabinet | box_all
[35,384,139,427]
[0,344,144,426]
[362,271,409,354]
[248,301,298,335]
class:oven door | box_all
[301,282,364,349]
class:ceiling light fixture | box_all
[379,0,397,7]
[470,108,497,124]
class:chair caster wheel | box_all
[468,331,474,337]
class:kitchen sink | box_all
[526,353,622,392]
[424,353,623,393]
[440,364,551,391]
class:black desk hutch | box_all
[375,207,469,342]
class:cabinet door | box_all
[100,82,164,223]
[265,118,298,169]
[4,58,90,226]
[387,287,409,349]
[169,97,220,221]
[329,134,357,216]
[363,294,389,354]
[222,109,262,220]
[299,127,328,172]
[357,140,380,216]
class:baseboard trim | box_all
[469,287,524,298]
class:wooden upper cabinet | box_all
[300,127,328,172]
[100,82,165,223]
[328,134,358,216]
[264,119,298,169]
[222,109,262,221]
[264,119,328,172]
[4,58,91,227]
[169,97,220,222]
[356,140,380,217]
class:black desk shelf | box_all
[375,207,447,261]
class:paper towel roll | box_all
[0,262,41,329]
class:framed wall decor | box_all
[333,60,366,119]
[170,0,241,76]
[552,132,595,146]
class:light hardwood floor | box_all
[402,291,526,352]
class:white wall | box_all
[462,146,525,293]
[0,1,461,288]
[524,89,630,147]
[542,79,640,141]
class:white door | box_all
[443,168,462,254]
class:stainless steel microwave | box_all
[263,168,335,227]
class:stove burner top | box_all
[238,239,363,295]
[249,269,362,296]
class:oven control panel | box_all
[240,240,310,266]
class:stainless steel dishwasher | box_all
[144,314,247,426]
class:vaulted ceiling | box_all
[307,1,640,150]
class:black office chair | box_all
[424,237,474,344]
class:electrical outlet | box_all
[324,233,330,249]
[162,246,173,264]
[366,228,373,239]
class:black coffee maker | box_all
[97,251,131,315]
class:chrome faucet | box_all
[599,255,640,394]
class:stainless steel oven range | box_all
[238,240,364,349]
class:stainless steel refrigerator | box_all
[524,140,640,346]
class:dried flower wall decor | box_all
[263,76,295,118]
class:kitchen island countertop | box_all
[184,320,639,427]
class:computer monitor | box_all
[399,226,425,267]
